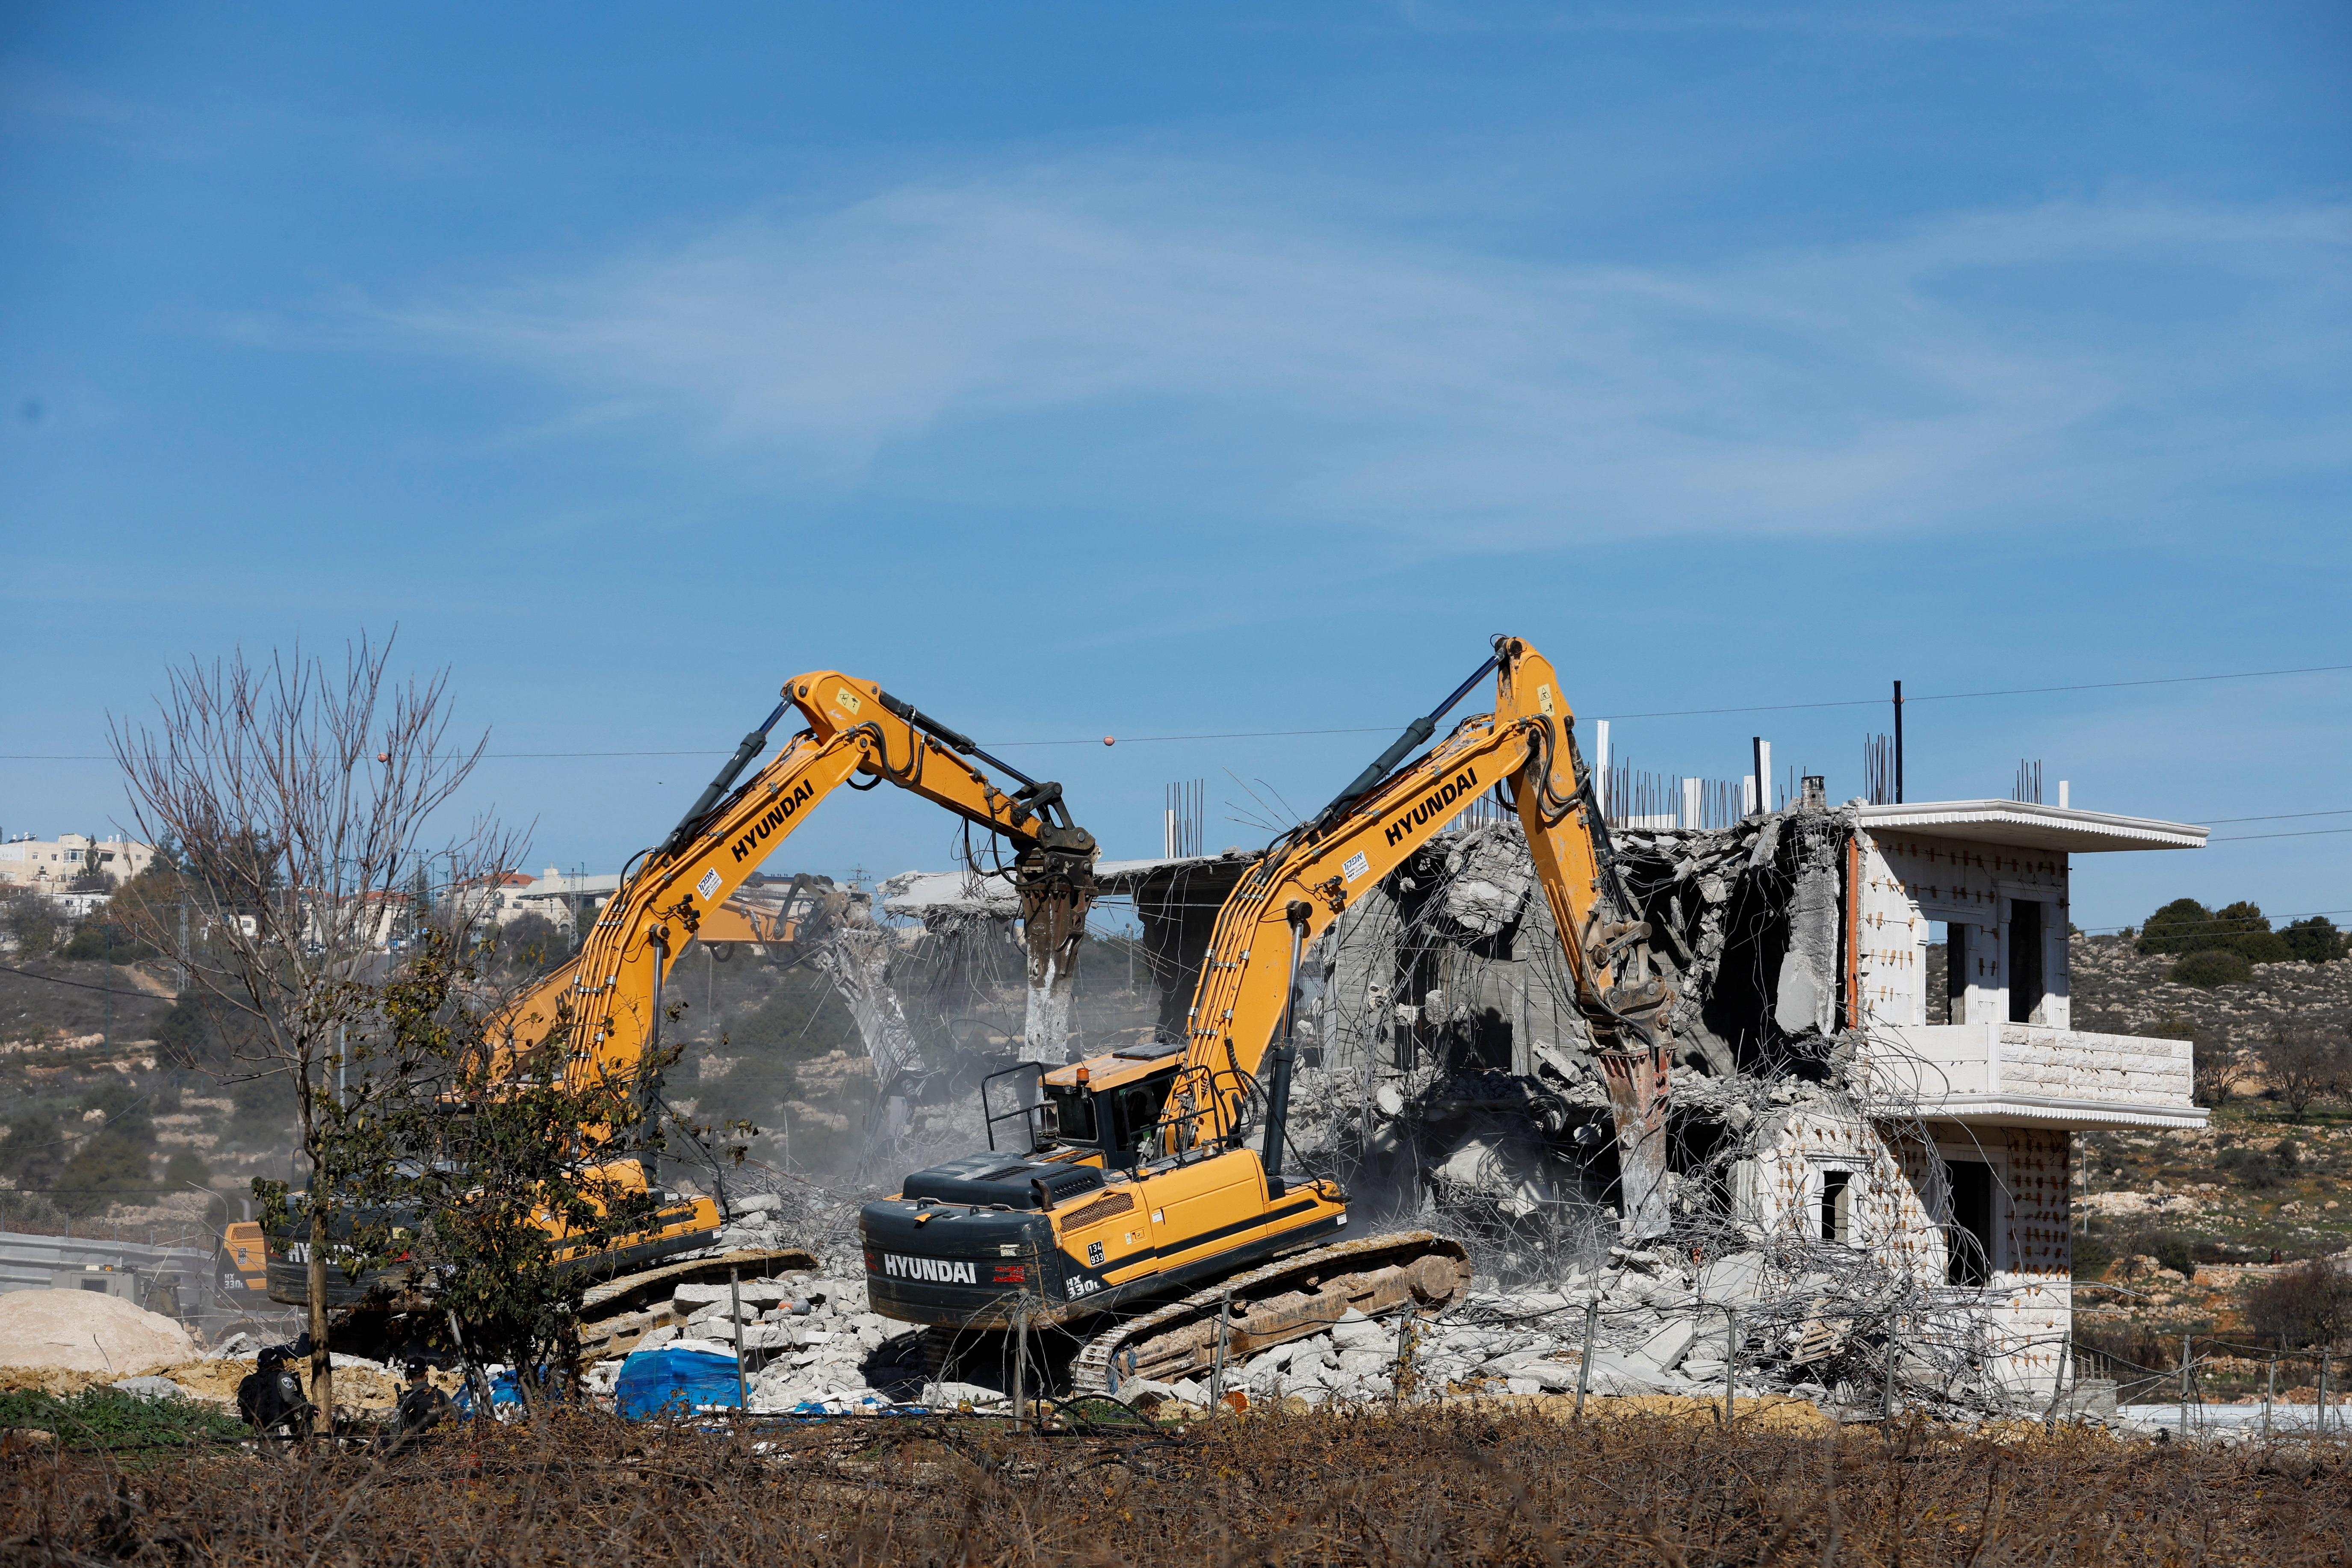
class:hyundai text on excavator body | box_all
[861,637,1676,1394]
[267,672,1097,1332]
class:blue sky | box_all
[3,2,2346,933]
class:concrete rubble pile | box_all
[760,797,2059,1422]
[1113,800,2047,1420]
[1143,1239,2030,1420]
[1276,804,1876,1277]
[579,1236,932,1416]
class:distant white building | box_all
[0,833,163,892]
[504,867,622,932]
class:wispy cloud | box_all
[369,160,2351,546]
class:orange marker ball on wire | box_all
[1103,736,1116,746]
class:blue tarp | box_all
[616,1346,742,1420]
[453,1367,528,1420]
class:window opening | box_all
[1945,1159,1995,1286]
[1819,1169,1854,1244]
[1043,1084,1097,1145]
[1926,922,1953,1024]
[2008,900,2044,1023]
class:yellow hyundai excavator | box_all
[861,636,1676,1394]
[267,672,1097,1318]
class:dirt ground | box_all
[0,1356,463,1413]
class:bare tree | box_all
[110,633,517,1426]
[2190,1031,2250,1108]
[2260,1026,2347,1122]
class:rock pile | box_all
[0,1289,198,1376]
[591,1249,914,1414]
[1183,1245,2010,1419]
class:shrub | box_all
[490,911,569,972]
[0,1188,65,1227]
[2151,1233,2198,1280]
[0,1385,247,1451]
[0,889,64,957]
[2070,1231,2113,1279]
[2172,949,2252,989]
[2245,1258,2352,1349]
[2215,1143,2279,1188]
[58,918,160,964]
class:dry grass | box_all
[3,1406,2346,1566]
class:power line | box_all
[2208,827,2352,843]
[7,657,2346,761]
[1580,660,2352,725]
[0,962,158,997]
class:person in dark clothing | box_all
[236,1342,312,1444]
[396,1359,455,1438]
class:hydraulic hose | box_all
[660,699,790,858]
[1313,653,1501,826]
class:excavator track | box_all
[1070,1230,1471,1397]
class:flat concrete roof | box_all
[1092,851,1264,894]
[1856,800,2206,853]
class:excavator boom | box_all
[268,670,1096,1313]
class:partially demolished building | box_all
[785,783,2207,1411]
[1086,790,2208,1405]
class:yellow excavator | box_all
[861,636,1677,1394]
[267,671,1098,1320]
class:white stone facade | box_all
[1856,829,2072,1028]
[1741,1101,2074,1395]
[0,833,162,891]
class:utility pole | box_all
[1892,681,1905,803]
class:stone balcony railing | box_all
[1857,1023,2205,1129]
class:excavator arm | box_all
[497,671,1095,1189]
[1170,635,1674,1238]
[270,671,1095,1317]
[1157,636,1675,1238]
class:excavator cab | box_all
[1037,1055,1185,1172]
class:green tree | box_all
[0,1109,69,1193]
[162,1147,213,1192]
[59,918,159,964]
[491,912,567,974]
[287,933,680,1397]
[2139,898,2293,962]
[2281,916,2348,965]
[2138,898,2216,955]
[2212,901,2291,963]
[0,889,64,958]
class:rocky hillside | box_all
[2069,934,2352,1047]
